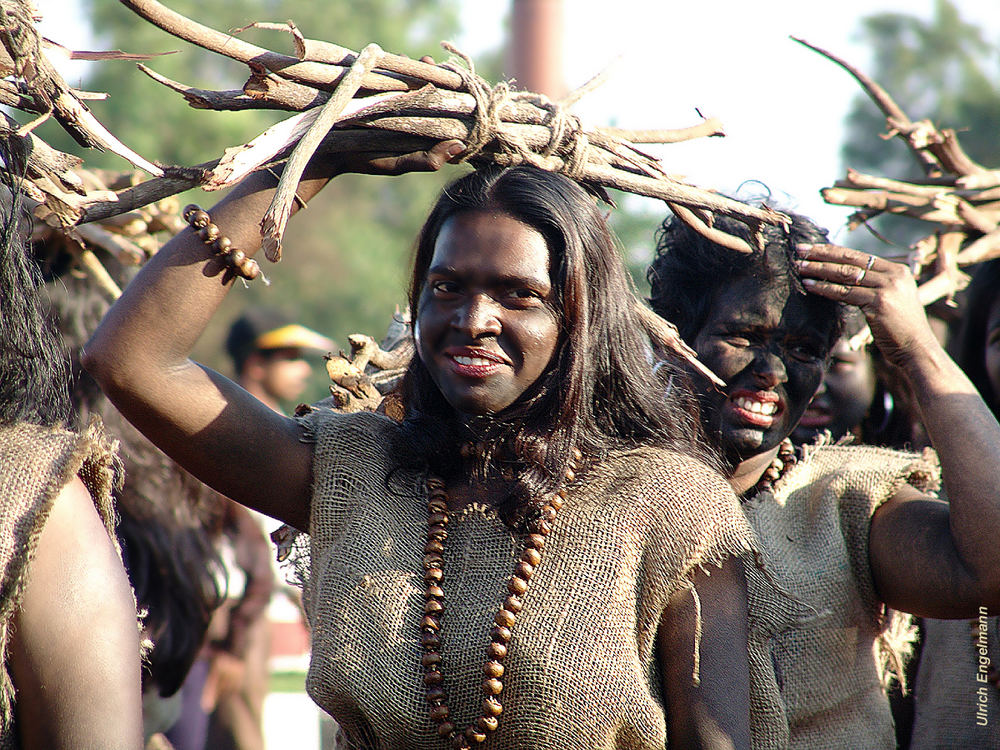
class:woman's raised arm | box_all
[84,143,464,530]
[796,243,1000,616]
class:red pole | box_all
[508,0,565,100]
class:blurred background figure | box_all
[792,307,920,449]
[171,498,275,750]
[225,308,334,414]
[169,308,333,750]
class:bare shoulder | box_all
[47,475,108,534]
[28,474,126,609]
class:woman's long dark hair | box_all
[0,155,71,427]
[399,165,709,521]
[951,259,1000,416]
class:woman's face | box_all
[414,210,560,416]
[985,298,1000,409]
[792,337,876,444]
[691,276,833,466]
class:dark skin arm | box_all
[658,558,750,750]
[798,244,1000,617]
[83,142,464,530]
[9,477,143,750]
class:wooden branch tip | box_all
[260,42,384,261]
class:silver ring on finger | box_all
[866,254,877,270]
[854,266,867,284]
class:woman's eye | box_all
[723,335,751,348]
[505,288,546,306]
[431,280,460,296]
[511,288,540,299]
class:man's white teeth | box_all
[454,355,492,366]
[734,396,777,416]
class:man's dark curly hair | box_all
[647,206,846,348]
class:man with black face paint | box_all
[648,206,1000,750]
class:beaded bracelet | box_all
[182,204,263,281]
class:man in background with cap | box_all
[225,307,334,414]
[172,308,333,750]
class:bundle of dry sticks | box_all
[799,38,1000,307]
[2,0,786,250]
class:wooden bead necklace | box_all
[751,438,797,497]
[183,204,264,282]
[420,446,581,748]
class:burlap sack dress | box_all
[742,442,939,750]
[293,406,784,750]
[0,421,120,748]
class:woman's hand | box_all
[321,139,467,178]
[795,243,940,369]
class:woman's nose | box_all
[454,294,502,338]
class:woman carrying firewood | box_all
[84,143,778,749]
[647,207,1000,749]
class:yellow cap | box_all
[254,324,334,353]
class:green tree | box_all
[840,0,1000,248]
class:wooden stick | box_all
[234,20,465,91]
[261,43,385,262]
[667,202,755,254]
[956,226,1000,265]
[633,301,724,386]
[119,0,412,93]
[835,169,954,198]
[78,248,123,298]
[792,36,943,177]
[597,119,726,144]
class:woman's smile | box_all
[444,346,511,377]
[726,389,783,428]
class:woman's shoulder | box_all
[294,401,405,446]
[784,441,940,497]
[588,445,732,494]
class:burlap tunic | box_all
[0,421,120,748]
[742,443,939,750]
[296,407,774,750]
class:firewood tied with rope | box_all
[798,37,1000,308]
[107,0,787,258]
